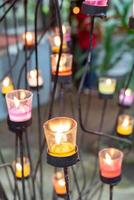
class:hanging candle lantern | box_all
[53,171,66,196]
[51,53,73,77]
[43,117,78,167]
[27,69,44,88]
[99,148,123,184]
[98,77,116,97]
[13,157,31,179]
[6,89,33,122]
[22,32,35,48]
[116,114,134,136]
[1,76,14,95]
[119,88,134,107]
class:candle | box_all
[53,171,66,195]
[1,76,14,95]
[51,54,73,76]
[99,148,123,179]
[43,117,77,157]
[49,35,67,53]
[6,89,33,122]
[27,69,44,87]
[98,77,116,95]
[13,157,31,179]
[119,88,134,107]
[22,32,34,47]
[116,114,133,136]
[84,0,108,6]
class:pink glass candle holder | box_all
[99,148,123,184]
[84,0,108,6]
[119,88,134,107]
[6,89,33,122]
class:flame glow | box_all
[16,163,22,171]
[125,89,132,96]
[58,179,65,186]
[14,97,20,108]
[106,78,112,85]
[104,153,112,165]
[54,36,61,46]
[122,118,129,127]
[2,76,10,87]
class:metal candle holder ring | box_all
[82,3,107,17]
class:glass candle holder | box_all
[51,54,73,77]
[43,117,77,157]
[98,77,116,95]
[6,89,33,122]
[99,148,123,180]
[119,88,134,107]
[84,0,108,6]
[1,76,14,95]
[116,114,134,136]
[49,35,67,53]
[27,69,43,88]
[22,32,35,47]
[13,157,31,179]
[53,171,66,195]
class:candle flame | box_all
[23,32,33,42]
[54,36,61,46]
[58,179,65,187]
[56,172,63,179]
[125,89,132,96]
[106,78,112,85]
[2,76,10,87]
[16,163,22,171]
[14,97,20,108]
[122,118,129,127]
[104,153,112,165]
[20,91,26,100]
[62,25,66,34]
[30,69,38,78]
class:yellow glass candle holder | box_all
[53,171,66,196]
[1,76,14,95]
[98,77,116,95]
[13,157,31,179]
[51,54,73,77]
[43,117,77,157]
[116,114,134,136]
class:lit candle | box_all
[119,88,134,107]
[98,77,116,95]
[27,69,43,88]
[116,114,133,136]
[43,117,77,157]
[22,32,34,47]
[49,35,67,53]
[84,0,108,6]
[13,157,31,179]
[53,171,66,195]
[51,54,73,77]
[6,89,33,122]
[99,148,123,179]
[1,76,14,95]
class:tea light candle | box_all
[22,32,34,47]
[119,88,134,107]
[43,117,77,157]
[13,157,31,179]
[98,77,116,95]
[51,54,73,77]
[1,76,14,95]
[6,89,33,122]
[27,69,43,87]
[99,148,123,179]
[84,0,108,6]
[117,114,133,136]
[53,171,66,195]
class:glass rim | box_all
[50,53,73,58]
[98,147,124,160]
[118,114,133,120]
[43,117,77,134]
[99,77,117,82]
[5,89,33,102]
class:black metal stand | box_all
[100,175,121,185]
[64,167,70,200]
[109,185,113,200]
[129,17,134,29]
[82,3,107,17]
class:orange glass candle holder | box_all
[99,148,123,184]
[27,69,44,88]
[13,157,31,179]
[22,32,35,48]
[116,114,133,136]
[1,76,14,95]
[53,171,66,196]
[43,117,79,167]
[51,54,73,77]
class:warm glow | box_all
[23,32,33,43]
[106,78,112,85]
[20,91,26,100]
[14,97,20,108]
[50,122,71,133]
[58,179,65,186]
[16,163,22,171]
[125,89,132,96]
[104,153,112,165]
[62,25,66,34]
[30,69,37,78]
[54,36,61,46]
[122,118,129,127]
[2,76,10,87]
[73,6,80,15]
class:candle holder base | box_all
[47,147,79,167]
[99,93,114,99]
[118,103,131,109]
[16,175,30,180]
[23,45,34,51]
[100,175,121,185]
[52,75,72,84]
[116,132,131,139]
[56,193,67,198]
[7,117,32,133]
[82,3,107,17]
[129,17,134,29]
